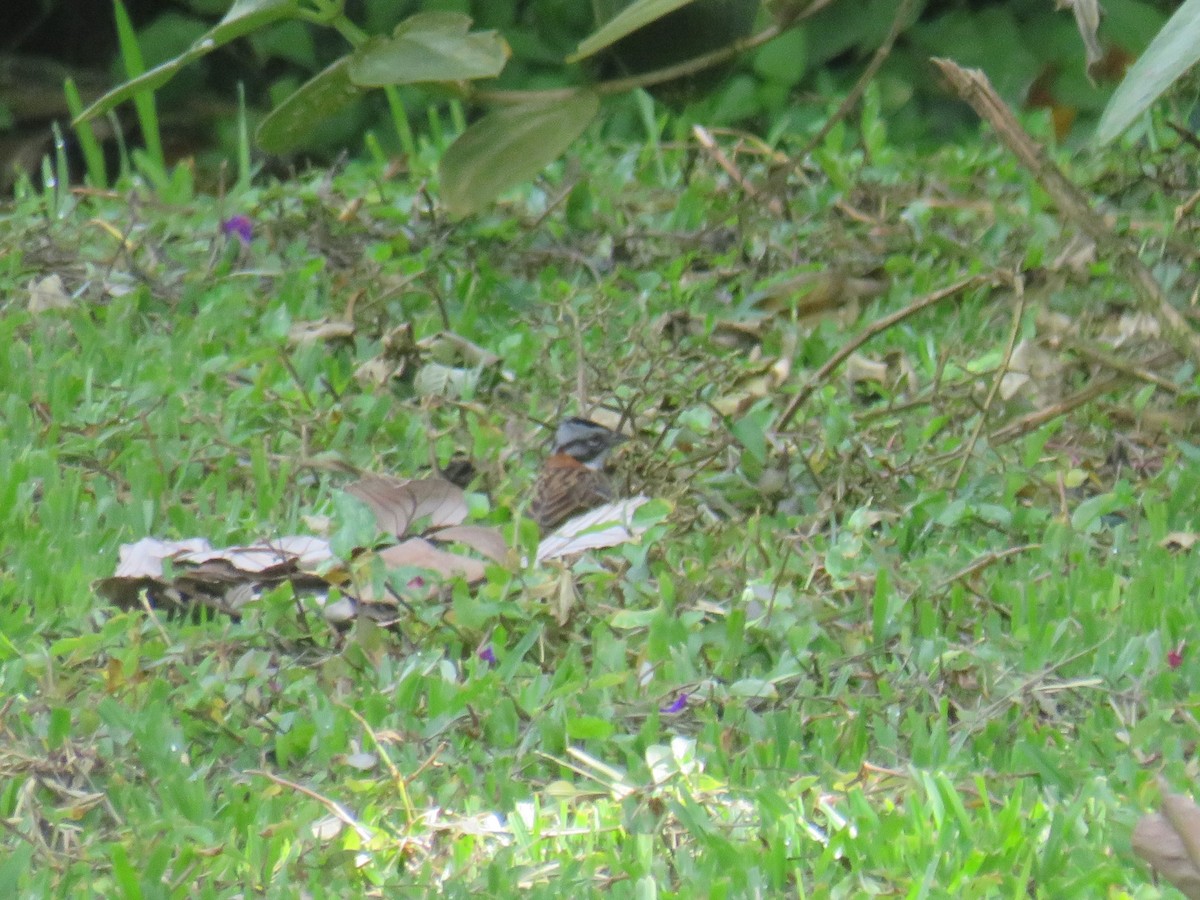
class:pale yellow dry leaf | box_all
[287,319,355,346]
[417,330,502,368]
[28,274,72,313]
[1162,532,1200,551]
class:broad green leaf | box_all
[1070,492,1124,532]
[439,91,599,217]
[256,58,363,153]
[1096,0,1200,143]
[569,0,698,63]
[75,0,298,124]
[348,12,510,86]
[731,412,766,463]
[566,715,616,739]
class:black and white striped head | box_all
[552,417,627,470]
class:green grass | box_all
[0,103,1195,897]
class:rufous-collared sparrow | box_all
[530,417,628,531]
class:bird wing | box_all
[531,456,613,531]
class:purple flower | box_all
[660,693,688,714]
[221,214,253,245]
[478,645,496,666]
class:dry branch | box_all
[932,58,1200,367]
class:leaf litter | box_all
[96,475,659,624]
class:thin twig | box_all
[137,589,172,645]
[933,58,1200,367]
[800,0,918,159]
[950,274,1026,490]
[692,125,783,216]
[466,2,827,107]
[776,272,1001,431]
[1060,337,1182,395]
[248,768,376,843]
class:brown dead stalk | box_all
[932,58,1200,368]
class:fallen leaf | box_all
[1162,532,1200,551]
[377,537,486,583]
[535,496,654,562]
[429,524,511,565]
[28,274,72,313]
[417,330,502,368]
[288,319,355,346]
[94,536,332,616]
[346,475,468,536]
[1134,800,1200,898]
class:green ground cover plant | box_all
[2,77,1200,897]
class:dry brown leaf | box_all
[1134,811,1200,899]
[94,535,332,615]
[346,475,468,537]
[377,537,486,584]
[428,525,512,566]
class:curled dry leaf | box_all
[417,331,502,368]
[345,475,468,537]
[844,351,918,399]
[94,535,333,616]
[287,319,356,346]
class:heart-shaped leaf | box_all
[439,91,599,217]
[348,12,509,86]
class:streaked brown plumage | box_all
[530,418,626,531]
